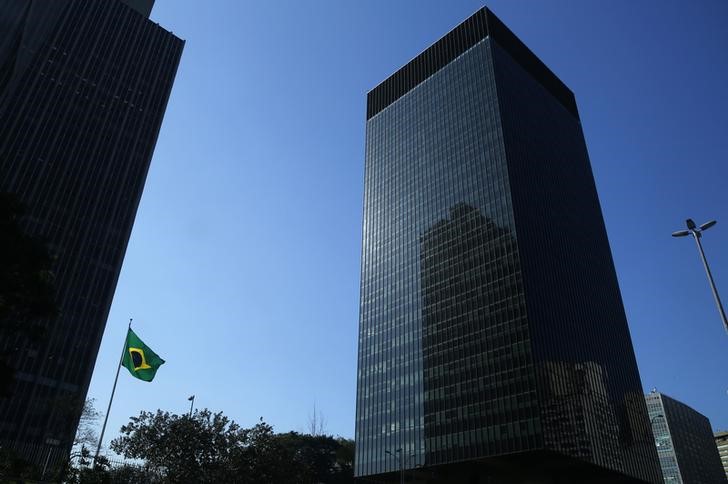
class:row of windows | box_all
[358,32,663,483]
[0,0,182,451]
[356,39,532,476]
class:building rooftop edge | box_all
[365,5,487,96]
[366,7,578,120]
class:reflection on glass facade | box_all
[715,431,728,480]
[356,7,662,482]
[421,203,538,466]
[0,0,183,467]
[646,391,727,484]
[538,361,622,468]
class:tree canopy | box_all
[101,408,354,484]
[0,192,57,397]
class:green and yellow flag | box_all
[121,328,165,382]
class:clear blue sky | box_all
[87,0,728,450]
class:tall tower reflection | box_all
[419,204,631,476]
[538,361,622,469]
[420,203,538,466]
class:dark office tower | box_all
[355,7,662,483]
[0,0,182,468]
[645,391,727,484]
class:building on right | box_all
[715,431,728,480]
[356,7,662,484]
[645,390,727,483]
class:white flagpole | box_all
[93,318,131,468]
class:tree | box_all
[274,432,354,483]
[65,456,163,484]
[58,397,102,482]
[308,401,327,436]
[333,437,355,482]
[108,408,355,483]
[104,462,163,483]
[0,447,37,482]
[110,409,305,483]
[0,192,57,396]
[110,409,236,482]
[228,418,307,483]
[73,398,101,452]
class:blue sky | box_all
[86,0,728,449]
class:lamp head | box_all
[700,220,717,231]
[686,219,696,230]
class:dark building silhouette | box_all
[646,391,727,484]
[0,0,183,466]
[355,7,662,483]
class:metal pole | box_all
[94,319,131,467]
[399,450,404,484]
[189,395,195,417]
[691,232,728,334]
[41,447,52,479]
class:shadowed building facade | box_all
[355,7,662,483]
[715,431,728,480]
[646,391,727,484]
[0,0,182,467]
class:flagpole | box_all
[93,318,131,468]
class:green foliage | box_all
[0,192,57,397]
[0,192,57,326]
[74,398,101,450]
[66,453,162,484]
[106,408,354,484]
[105,462,163,483]
[274,432,355,483]
[0,447,39,482]
[110,409,239,482]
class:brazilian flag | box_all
[121,328,165,382]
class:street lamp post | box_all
[385,448,416,484]
[672,218,728,334]
[385,449,403,484]
[41,437,60,480]
[385,449,405,484]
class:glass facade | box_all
[0,0,183,467]
[715,431,728,480]
[356,8,662,483]
[646,391,727,484]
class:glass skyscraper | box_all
[356,8,662,483]
[646,391,727,484]
[715,431,728,480]
[0,0,182,468]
